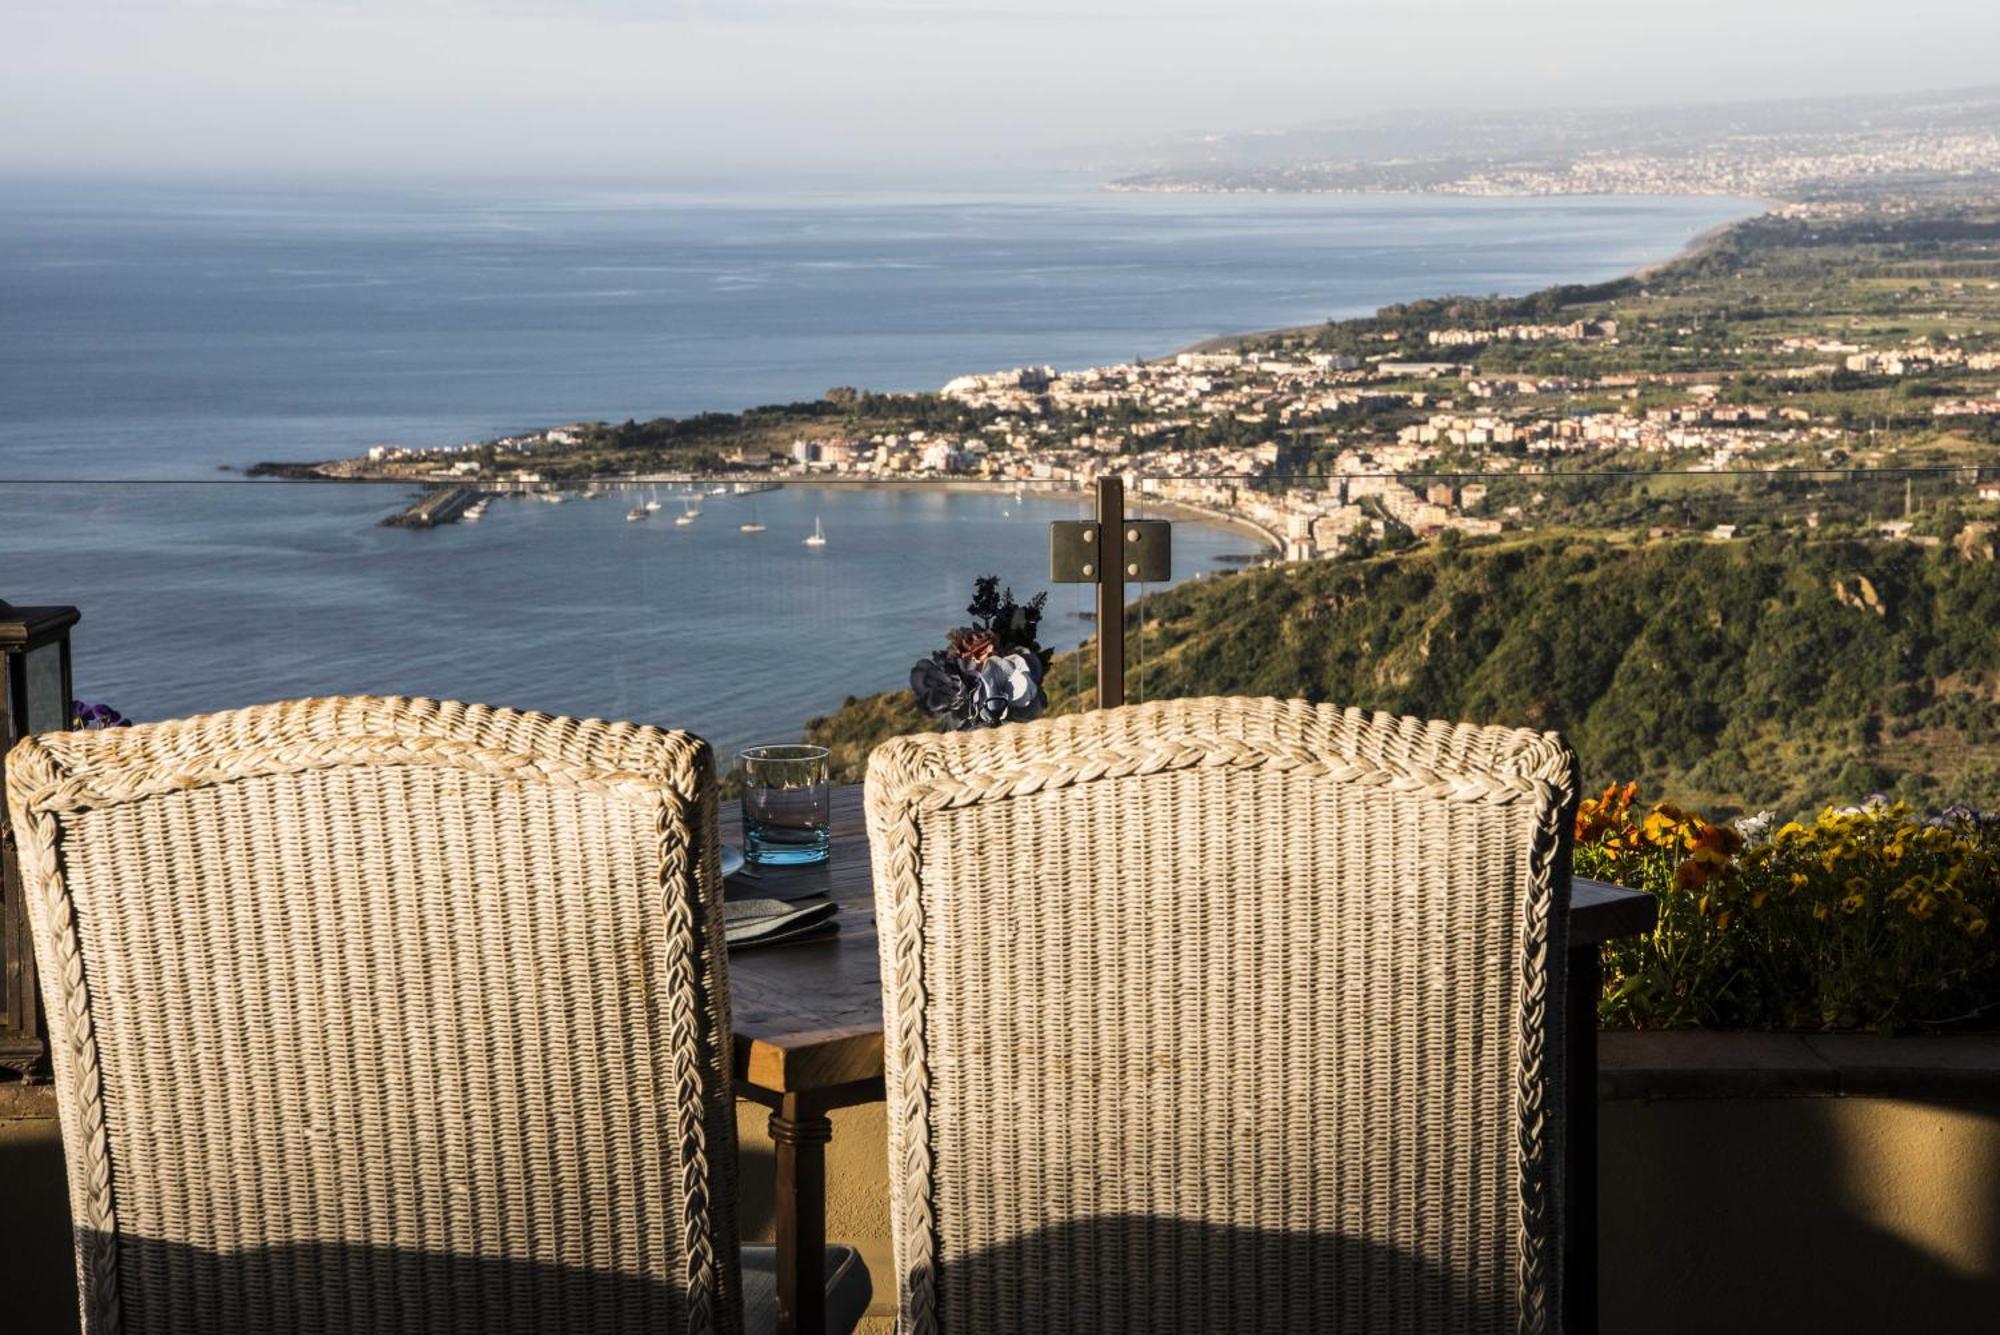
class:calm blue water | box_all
[0,179,1756,751]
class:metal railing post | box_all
[1049,476,1166,714]
[1095,476,1126,710]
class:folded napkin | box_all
[724,897,839,949]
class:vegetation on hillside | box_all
[806,532,2000,817]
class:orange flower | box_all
[1692,823,1743,858]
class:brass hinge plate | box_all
[1049,519,1171,583]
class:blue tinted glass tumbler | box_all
[740,744,832,866]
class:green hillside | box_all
[806,533,2000,817]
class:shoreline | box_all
[1165,196,1772,359]
[779,478,1285,555]
[247,194,1774,485]
[247,198,1779,573]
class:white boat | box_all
[644,484,662,513]
[708,484,729,496]
[675,495,701,526]
[462,499,488,523]
[626,506,648,522]
[739,497,766,533]
[803,515,827,547]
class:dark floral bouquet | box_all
[909,576,1053,731]
[70,700,133,730]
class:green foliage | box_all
[808,535,2000,812]
[801,692,931,787]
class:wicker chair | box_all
[865,696,1579,1335]
[6,696,869,1335]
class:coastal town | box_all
[1107,85,2000,202]
[302,208,1999,562]
[280,199,2000,564]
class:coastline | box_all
[779,478,1285,555]
[1164,196,1772,359]
[242,191,1776,575]
[259,197,1773,564]
[242,194,1772,488]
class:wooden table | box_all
[723,784,1656,1335]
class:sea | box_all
[0,176,1757,756]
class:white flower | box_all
[1732,810,1776,847]
[971,652,1045,725]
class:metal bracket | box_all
[1050,518,1171,583]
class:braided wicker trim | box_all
[1513,774,1576,1335]
[653,746,727,1333]
[7,739,124,1334]
[5,695,736,1335]
[17,738,683,819]
[865,697,1577,1335]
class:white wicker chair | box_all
[6,696,868,1335]
[865,696,1579,1335]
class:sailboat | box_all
[738,496,766,533]
[625,505,649,522]
[802,515,827,547]
[644,484,662,513]
[675,494,701,526]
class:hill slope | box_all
[806,534,2000,816]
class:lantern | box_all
[0,599,78,1079]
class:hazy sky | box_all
[7,0,2000,182]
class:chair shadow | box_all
[76,1231,710,1335]
[11,1128,784,1334]
[0,1123,80,1335]
[1600,1093,2000,1335]
[919,1213,1499,1335]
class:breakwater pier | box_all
[381,486,481,528]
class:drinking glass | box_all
[739,744,831,866]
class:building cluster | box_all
[1932,398,2000,418]
[1435,130,2000,199]
[349,426,584,478]
[1426,319,1617,347]
[764,344,1886,553]
[1844,344,2000,376]
[324,297,2000,566]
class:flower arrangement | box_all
[70,700,133,730]
[908,576,1053,731]
[1578,786,2000,1031]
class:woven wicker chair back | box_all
[865,697,1578,1335]
[6,696,740,1335]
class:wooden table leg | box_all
[1564,943,1602,1335]
[770,1092,832,1335]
